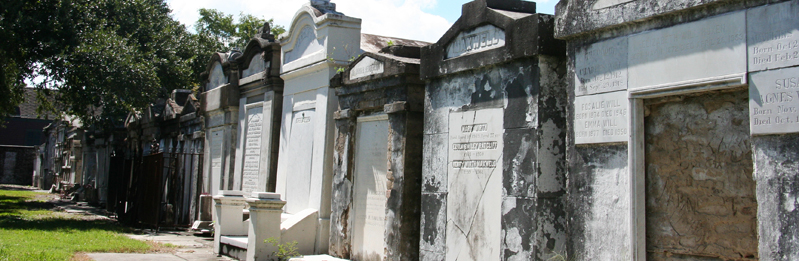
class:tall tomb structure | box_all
[231,23,284,196]
[276,0,361,254]
[555,0,799,259]
[419,0,569,260]
[200,52,240,197]
[329,41,429,261]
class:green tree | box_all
[0,0,198,126]
[194,8,286,52]
[0,1,285,127]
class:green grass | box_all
[0,189,152,261]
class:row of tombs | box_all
[200,0,799,260]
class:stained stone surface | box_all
[284,109,315,214]
[567,144,631,261]
[446,109,503,261]
[747,1,799,72]
[350,115,390,261]
[749,67,799,135]
[752,133,799,261]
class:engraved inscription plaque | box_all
[750,67,799,135]
[574,91,629,144]
[575,37,628,96]
[350,57,384,80]
[628,11,746,90]
[210,130,224,196]
[446,25,506,59]
[747,1,799,72]
[447,108,502,261]
[241,107,263,194]
[351,115,389,260]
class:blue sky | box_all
[165,0,557,42]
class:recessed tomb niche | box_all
[644,90,757,260]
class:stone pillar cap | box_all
[219,190,244,197]
[251,192,281,199]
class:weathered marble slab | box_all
[351,115,390,260]
[350,57,384,80]
[210,130,224,196]
[574,91,629,144]
[747,1,799,72]
[575,37,628,96]
[446,108,503,261]
[749,67,799,135]
[446,25,506,59]
[284,109,315,214]
[241,107,263,195]
[628,11,746,91]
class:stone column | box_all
[213,191,247,254]
[246,192,286,261]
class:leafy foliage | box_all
[0,1,284,128]
[195,8,286,52]
[0,0,197,127]
[264,237,300,261]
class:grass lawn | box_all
[0,188,158,261]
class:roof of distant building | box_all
[16,87,56,120]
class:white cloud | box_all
[165,0,451,42]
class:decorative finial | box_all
[258,22,275,41]
[310,0,338,14]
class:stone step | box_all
[220,236,248,260]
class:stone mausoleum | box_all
[329,41,428,261]
[555,0,799,260]
[199,0,799,260]
[419,1,568,260]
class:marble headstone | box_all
[747,1,799,72]
[241,107,264,195]
[446,108,503,261]
[349,57,384,81]
[574,91,629,144]
[210,130,224,196]
[351,115,390,260]
[284,109,315,214]
[575,37,628,96]
[628,11,746,91]
[749,66,799,135]
[445,24,506,59]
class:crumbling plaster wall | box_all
[644,90,757,260]
[420,56,568,261]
